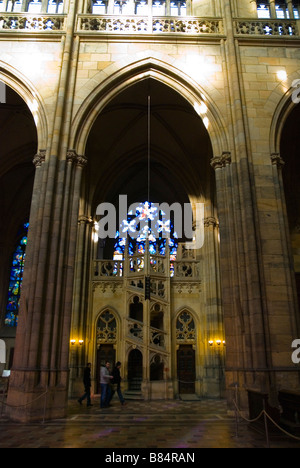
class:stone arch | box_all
[269,69,300,154]
[71,56,229,158]
[0,60,48,150]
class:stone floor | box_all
[1,396,300,449]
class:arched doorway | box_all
[128,349,143,391]
[95,309,117,393]
[176,310,196,394]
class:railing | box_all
[77,15,224,35]
[127,318,166,349]
[92,258,201,280]
[93,259,123,278]
[1,13,299,38]
[0,13,66,31]
[234,18,299,36]
[172,260,200,279]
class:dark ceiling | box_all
[85,78,214,213]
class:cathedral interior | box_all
[0,0,299,437]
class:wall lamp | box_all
[209,340,226,347]
[70,339,84,346]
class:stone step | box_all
[124,390,144,400]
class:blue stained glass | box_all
[5,221,29,327]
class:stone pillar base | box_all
[6,370,69,422]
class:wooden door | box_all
[128,349,143,391]
[177,345,195,394]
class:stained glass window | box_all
[4,222,29,327]
[113,201,178,262]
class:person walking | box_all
[100,361,113,408]
[112,361,126,406]
[78,363,93,407]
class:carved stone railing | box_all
[234,18,299,37]
[150,326,166,348]
[172,260,200,279]
[93,259,123,278]
[77,15,224,35]
[0,13,66,31]
[93,258,200,280]
[127,318,143,341]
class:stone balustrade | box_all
[234,18,298,36]
[0,13,66,30]
[92,258,201,280]
[0,13,299,37]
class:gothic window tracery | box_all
[113,201,178,261]
[5,222,29,327]
[176,310,195,343]
[96,309,117,345]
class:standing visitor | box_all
[112,361,126,406]
[100,361,113,408]
[78,363,93,407]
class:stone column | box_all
[6,151,87,422]
[269,0,276,18]
[68,212,93,398]
[286,0,295,19]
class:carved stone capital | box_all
[66,150,87,168]
[33,150,46,167]
[210,152,231,170]
[75,154,88,168]
[78,215,93,225]
[204,217,219,229]
[210,156,223,170]
[271,153,285,169]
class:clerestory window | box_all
[257,1,300,19]
[0,0,64,12]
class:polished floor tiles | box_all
[1,397,300,449]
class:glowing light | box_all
[194,101,208,117]
[277,70,287,81]
[203,116,209,129]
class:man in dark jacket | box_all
[78,363,93,407]
[112,361,126,406]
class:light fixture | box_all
[70,339,76,346]
[209,340,214,346]
[79,340,84,346]
[216,339,221,346]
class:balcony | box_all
[0,12,299,38]
[77,14,224,35]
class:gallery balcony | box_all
[0,12,299,39]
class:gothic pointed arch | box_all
[71,56,229,158]
[0,61,48,149]
[175,308,196,344]
[95,307,120,347]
